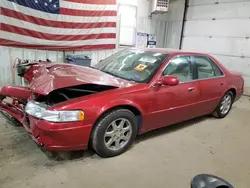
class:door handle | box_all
[220,82,224,86]
[188,87,195,92]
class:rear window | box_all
[194,56,223,79]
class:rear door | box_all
[193,55,227,114]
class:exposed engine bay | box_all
[35,84,117,106]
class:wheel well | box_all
[97,105,142,126]
[90,105,142,145]
[228,88,236,100]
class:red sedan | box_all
[0,48,244,157]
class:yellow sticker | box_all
[135,64,147,72]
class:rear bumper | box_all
[0,101,93,151]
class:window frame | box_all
[161,55,196,83]
[192,55,225,80]
[118,4,137,47]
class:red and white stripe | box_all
[0,0,117,50]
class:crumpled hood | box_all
[29,63,135,95]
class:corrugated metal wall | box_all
[152,0,185,49]
[182,0,250,94]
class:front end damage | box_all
[0,85,30,126]
[0,62,120,151]
[0,83,117,151]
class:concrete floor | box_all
[0,96,250,188]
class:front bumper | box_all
[0,101,92,151]
[27,116,92,151]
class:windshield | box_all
[93,50,169,83]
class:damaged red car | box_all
[0,49,244,157]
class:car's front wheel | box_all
[92,109,138,157]
[214,91,234,118]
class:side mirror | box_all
[191,174,234,188]
[155,75,179,86]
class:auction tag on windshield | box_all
[139,57,157,64]
[135,64,147,71]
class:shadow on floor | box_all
[39,147,96,162]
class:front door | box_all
[144,55,200,131]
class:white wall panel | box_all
[35,50,47,61]
[0,47,65,87]
[182,37,250,57]
[187,1,250,20]
[153,0,185,21]
[23,49,36,60]
[151,0,185,49]
[184,20,250,37]
[9,47,23,85]
[182,0,250,94]
[0,47,12,88]
[189,0,250,6]
[137,17,151,34]
[74,48,124,66]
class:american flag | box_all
[0,0,117,50]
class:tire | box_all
[92,109,138,158]
[213,91,234,118]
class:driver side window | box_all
[162,56,193,83]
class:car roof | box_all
[130,48,209,56]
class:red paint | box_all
[26,62,135,95]
[0,85,31,100]
[157,75,179,86]
[0,49,244,151]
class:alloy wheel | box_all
[220,94,232,115]
[104,118,132,151]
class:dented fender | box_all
[0,85,31,100]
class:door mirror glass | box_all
[156,76,179,86]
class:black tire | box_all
[213,91,234,118]
[92,109,138,158]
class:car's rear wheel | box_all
[92,109,137,158]
[214,91,234,118]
